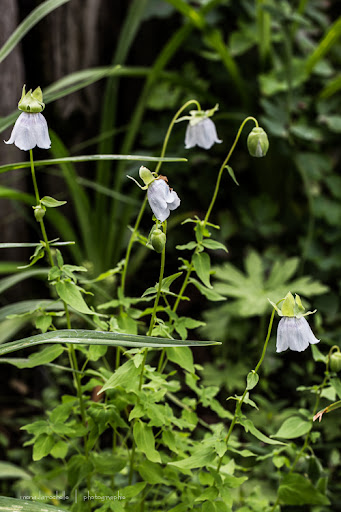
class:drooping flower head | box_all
[5,85,51,151]
[269,292,320,353]
[128,166,180,223]
[177,104,222,150]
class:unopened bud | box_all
[151,228,166,253]
[139,166,155,187]
[33,205,46,222]
[330,351,341,372]
[247,127,269,158]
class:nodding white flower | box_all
[5,112,51,151]
[176,103,222,150]
[269,292,320,353]
[147,176,180,222]
[185,117,222,150]
[276,316,320,353]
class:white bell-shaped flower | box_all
[185,117,222,150]
[5,112,51,151]
[276,317,320,353]
[147,177,180,222]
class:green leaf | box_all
[189,278,226,302]
[176,241,197,251]
[50,440,69,459]
[133,420,161,463]
[0,0,70,64]
[246,371,259,390]
[166,346,194,373]
[202,239,228,252]
[40,196,67,208]
[35,315,53,333]
[193,252,212,289]
[0,155,187,175]
[305,17,341,75]
[0,329,219,358]
[0,269,49,294]
[138,460,166,485]
[0,344,64,369]
[225,165,239,186]
[240,418,286,445]
[101,359,140,393]
[0,462,30,480]
[279,473,330,505]
[33,434,55,461]
[272,416,311,439]
[168,446,215,470]
[0,496,68,511]
[55,281,94,315]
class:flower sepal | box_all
[18,85,45,113]
[268,292,316,319]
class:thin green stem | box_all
[128,222,167,483]
[29,149,54,267]
[173,117,259,315]
[119,100,201,298]
[270,372,329,512]
[216,309,275,472]
[30,149,88,457]
[147,221,167,337]
[203,116,258,227]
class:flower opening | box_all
[276,316,320,353]
[5,112,51,151]
[147,176,180,222]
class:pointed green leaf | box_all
[0,496,67,511]
[279,473,330,505]
[166,346,194,373]
[133,420,161,463]
[41,196,67,208]
[202,239,228,252]
[0,329,220,358]
[192,252,212,289]
[272,416,311,439]
[55,281,94,315]
[225,165,239,186]
[33,434,55,461]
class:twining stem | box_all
[270,372,329,512]
[29,149,88,447]
[172,116,259,314]
[216,308,275,472]
[119,99,201,297]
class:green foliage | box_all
[0,0,340,510]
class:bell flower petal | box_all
[276,317,320,353]
[5,112,51,151]
[185,117,222,150]
[147,178,180,222]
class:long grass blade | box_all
[0,329,220,356]
[0,154,187,175]
[0,0,70,64]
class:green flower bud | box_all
[18,85,45,113]
[247,127,269,158]
[330,350,341,372]
[151,228,166,253]
[139,166,155,187]
[33,204,46,222]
